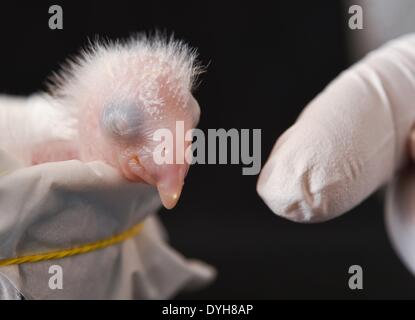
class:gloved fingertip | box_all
[257,165,331,223]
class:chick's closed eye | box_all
[101,101,146,143]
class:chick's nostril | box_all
[127,155,157,185]
[129,154,140,165]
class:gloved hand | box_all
[0,151,215,299]
[257,34,415,272]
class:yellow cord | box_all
[0,222,145,267]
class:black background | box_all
[0,1,414,299]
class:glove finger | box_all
[257,34,415,222]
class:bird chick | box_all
[33,35,202,209]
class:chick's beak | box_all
[122,152,190,209]
[156,163,189,209]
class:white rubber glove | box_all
[0,151,214,299]
[257,34,415,223]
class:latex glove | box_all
[257,33,415,273]
[0,151,214,299]
[257,33,415,222]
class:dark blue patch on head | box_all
[100,101,144,142]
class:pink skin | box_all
[30,43,201,209]
[78,90,200,209]
[112,96,200,209]
[31,95,199,209]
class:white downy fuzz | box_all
[48,34,202,117]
